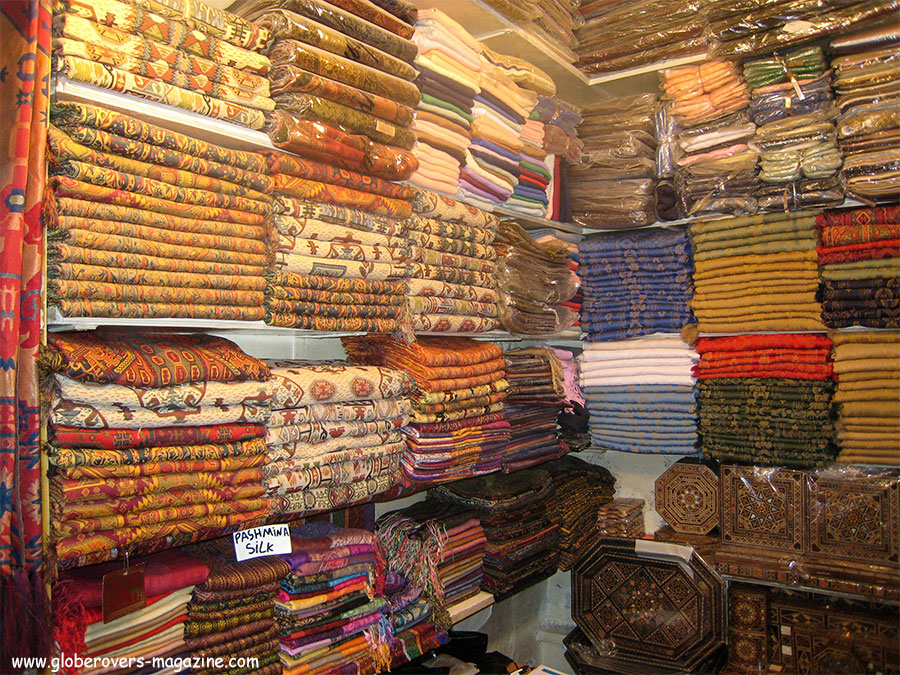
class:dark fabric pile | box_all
[434,468,560,598]
[343,336,510,486]
[383,572,450,669]
[817,205,899,329]
[579,227,693,341]
[501,347,569,471]
[570,94,658,229]
[695,334,837,467]
[545,456,615,570]
[595,498,644,537]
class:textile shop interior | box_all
[1,0,899,672]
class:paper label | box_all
[102,563,146,623]
[375,119,395,137]
[233,523,291,561]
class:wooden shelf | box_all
[447,590,495,623]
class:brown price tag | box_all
[102,563,146,623]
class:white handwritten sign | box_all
[233,524,291,561]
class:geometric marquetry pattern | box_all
[573,537,725,672]
[721,465,805,553]
[656,459,720,535]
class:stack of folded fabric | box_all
[694,334,837,467]
[570,94,658,228]
[184,541,290,674]
[409,8,481,195]
[501,348,569,471]
[579,228,694,341]
[832,32,900,204]
[53,0,273,128]
[383,572,449,668]
[574,0,705,75]
[377,499,486,615]
[494,221,579,335]
[434,468,560,597]
[662,59,757,217]
[544,456,615,570]
[580,336,699,455]
[343,336,511,485]
[817,205,900,329]
[276,523,391,675]
[688,211,826,334]
[53,549,210,668]
[533,95,583,165]
[744,46,830,126]
[263,360,414,516]
[482,45,557,100]
[46,102,272,320]
[595,498,645,537]
[261,151,410,332]
[831,330,900,465]
[44,331,271,566]
[405,189,502,333]
[549,347,591,451]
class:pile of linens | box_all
[830,330,899,465]
[580,336,699,455]
[46,102,272,321]
[817,205,899,329]
[688,211,825,334]
[494,221,579,335]
[408,8,481,196]
[44,331,271,565]
[595,498,645,537]
[275,523,391,675]
[53,549,210,669]
[263,360,414,516]
[570,94,658,229]
[405,189,501,333]
[550,346,591,451]
[184,541,290,674]
[434,468,560,598]
[694,334,837,467]
[343,336,510,485]
[52,0,273,128]
[383,571,449,669]
[545,456,615,570]
[662,59,758,218]
[832,29,900,204]
[501,348,569,471]
[579,228,694,341]
[377,499,486,616]
[532,95,583,166]
[262,150,410,332]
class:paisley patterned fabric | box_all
[50,423,265,450]
[410,216,495,244]
[271,250,405,280]
[264,151,411,200]
[410,189,500,230]
[268,271,404,296]
[50,438,268,470]
[274,179,412,218]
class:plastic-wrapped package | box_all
[757,175,844,211]
[661,59,750,127]
[742,45,827,89]
[837,100,900,138]
[830,21,900,54]
[656,105,678,178]
[677,111,756,154]
[676,165,759,216]
[751,111,842,182]
[494,221,579,335]
[749,71,834,125]
[580,131,656,162]
[266,110,418,181]
[364,0,418,26]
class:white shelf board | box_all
[53,77,275,153]
[448,590,495,624]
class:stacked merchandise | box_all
[52,550,209,667]
[544,456,615,570]
[579,228,693,341]
[694,334,837,467]
[744,46,843,212]
[501,348,569,471]
[376,499,486,615]
[263,360,415,516]
[531,95,580,222]
[46,102,272,320]
[688,211,825,334]
[494,221,579,335]
[574,0,705,75]
[434,468,561,597]
[261,151,410,332]
[406,8,480,196]
[383,572,449,668]
[832,30,900,203]
[580,336,699,455]
[405,190,502,333]
[481,45,557,101]
[817,205,899,329]
[52,0,273,128]
[595,498,645,537]
[570,94,658,229]
[830,331,899,465]
[44,332,271,566]
[184,542,290,674]
[276,523,391,675]
[549,347,591,451]
[478,0,581,63]
[343,336,510,485]
[662,60,757,218]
